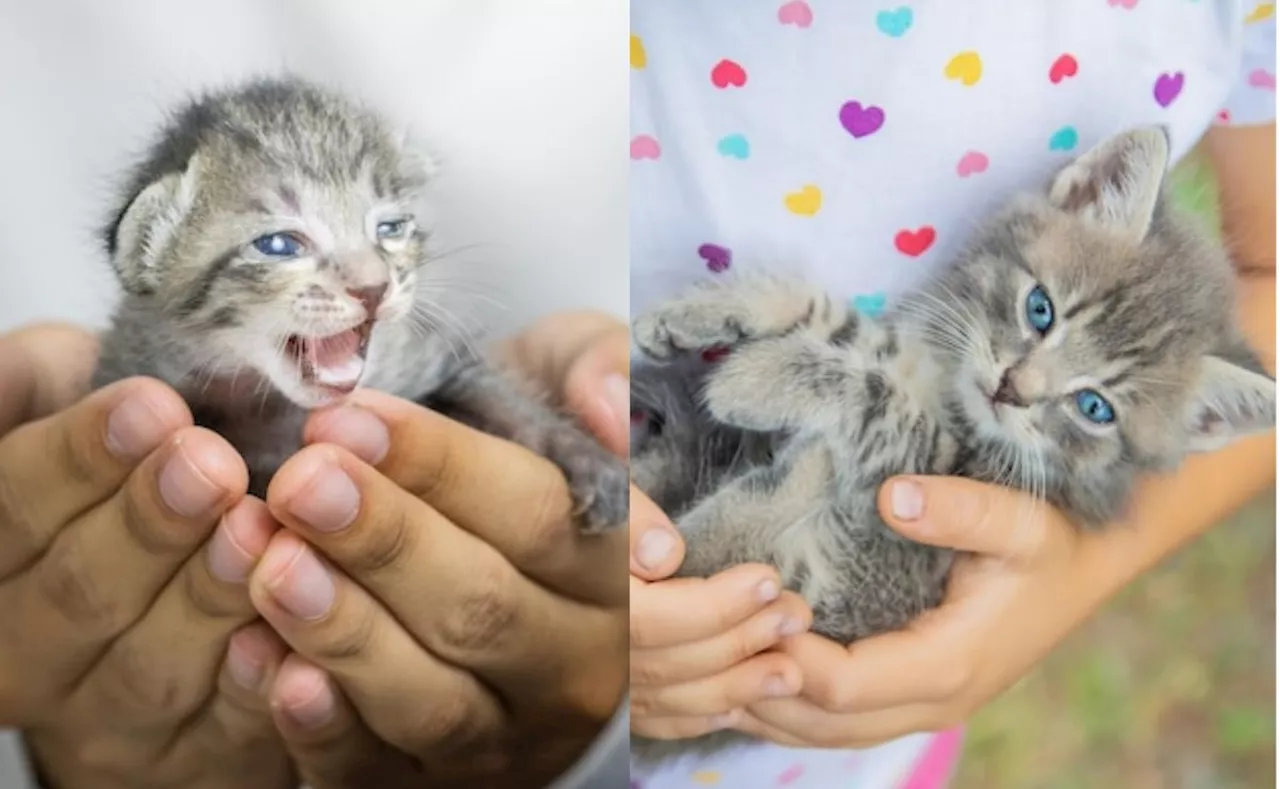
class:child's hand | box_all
[733,476,1112,748]
[629,490,813,739]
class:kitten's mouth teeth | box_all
[285,321,376,395]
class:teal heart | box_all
[852,292,888,318]
[717,133,750,159]
[875,7,913,38]
[1048,125,1079,152]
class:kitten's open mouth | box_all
[285,321,374,394]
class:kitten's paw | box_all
[632,304,748,360]
[546,429,629,534]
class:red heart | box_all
[711,59,747,88]
[1049,54,1078,84]
[894,226,936,257]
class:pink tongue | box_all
[310,329,361,367]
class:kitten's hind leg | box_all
[633,273,849,359]
[424,361,628,534]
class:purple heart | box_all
[839,101,885,138]
[1153,71,1184,108]
[697,243,732,273]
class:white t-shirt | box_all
[0,2,627,788]
[629,1,1274,787]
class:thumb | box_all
[562,325,629,458]
[630,483,686,581]
[877,475,1065,561]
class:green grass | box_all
[954,154,1275,789]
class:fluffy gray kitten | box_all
[630,127,1275,761]
[92,77,626,532]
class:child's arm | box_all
[731,123,1277,747]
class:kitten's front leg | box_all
[425,360,628,534]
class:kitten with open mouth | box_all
[91,77,627,533]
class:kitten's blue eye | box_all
[1025,285,1054,334]
[1074,389,1115,425]
[376,219,410,240]
[251,232,303,258]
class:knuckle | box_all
[119,469,193,556]
[401,692,490,755]
[512,481,569,564]
[0,468,41,570]
[50,417,104,487]
[629,654,676,687]
[36,543,123,633]
[933,662,973,699]
[97,641,189,720]
[435,562,519,654]
[310,604,378,663]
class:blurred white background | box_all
[0,0,628,336]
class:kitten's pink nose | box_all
[347,284,388,318]
[992,369,1028,408]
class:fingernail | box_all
[159,441,225,518]
[778,616,806,637]
[635,529,675,571]
[288,458,360,533]
[311,406,389,465]
[105,390,172,461]
[602,374,629,431]
[891,479,925,521]
[207,522,254,583]
[280,679,335,730]
[226,638,265,690]
[265,542,335,621]
[763,674,794,697]
[755,579,780,604]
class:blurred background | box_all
[955,150,1277,789]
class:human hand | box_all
[734,476,1112,748]
[628,489,813,740]
[0,325,290,789]
[245,312,632,788]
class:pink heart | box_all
[777,1,813,27]
[630,134,661,160]
[956,151,989,177]
[1249,68,1276,91]
[1107,0,1138,8]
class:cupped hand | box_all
[0,325,290,789]
[628,489,812,740]
[246,312,632,788]
[734,475,1111,749]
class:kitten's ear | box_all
[1048,126,1170,243]
[1184,349,1276,453]
[110,155,201,295]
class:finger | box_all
[74,497,275,724]
[304,394,625,605]
[631,709,744,741]
[0,377,191,577]
[209,622,290,748]
[629,485,685,580]
[739,697,954,751]
[630,563,784,649]
[631,592,810,686]
[631,652,802,719]
[266,445,625,718]
[0,323,100,433]
[878,476,1069,561]
[559,325,629,458]
[268,654,423,788]
[4,426,246,685]
[782,626,973,713]
[248,530,510,757]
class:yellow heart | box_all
[631,34,647,69]
[784,184,822,216]
[691,772,722,785]
[1246,3,1274,23]
[944,51,982,86]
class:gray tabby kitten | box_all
[630,127,1275,760]
[92,77,626,532]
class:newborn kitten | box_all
[630,127,1276,760]
[92,77,626,532]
